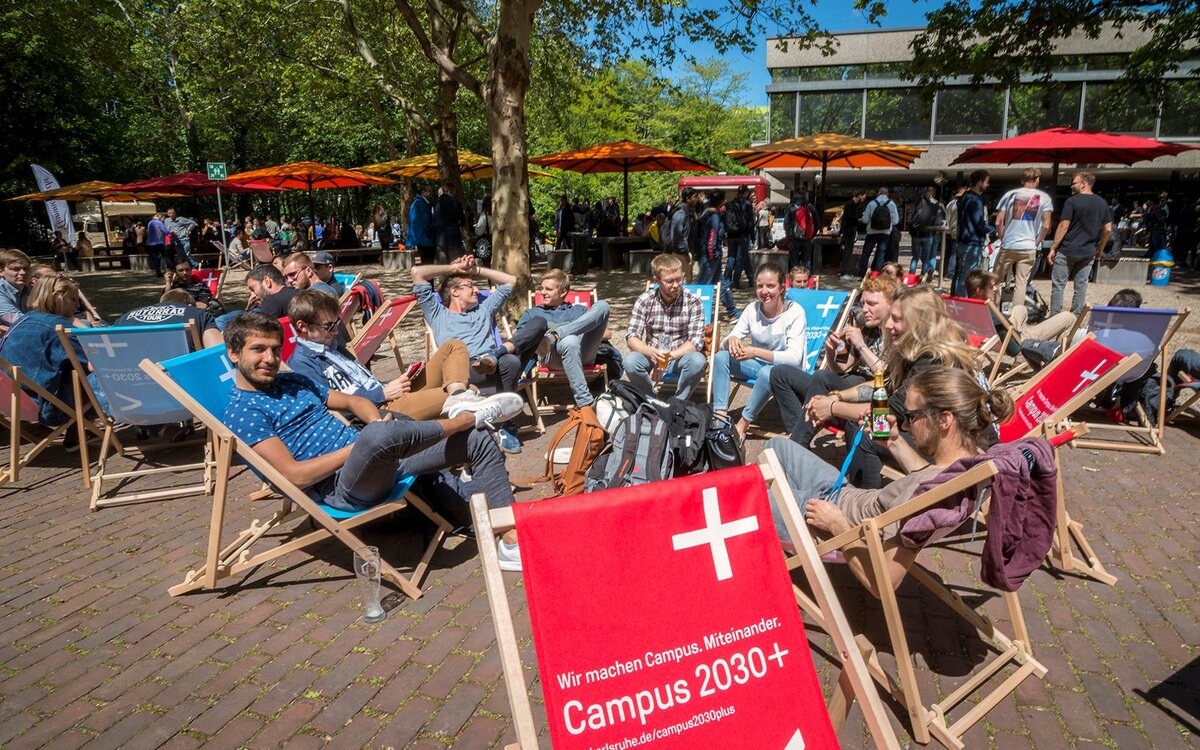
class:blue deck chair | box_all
[59,323,213,510]
[726,288,854,419]
[334,271,362,296]
[1065,305,1191,454]
[138,345,452,599]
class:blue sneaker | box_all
[495,427,522,454]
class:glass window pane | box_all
[1160,80,1200,137]
[861,63,909,80]
[797,91,862,136]
[865,89,932,141]
[1007,82,1081,135]
[770,92,797,140]
[1084,82,1154,134]
[794,66,861,82]
[934,87,1004,140]
[771,68,801,83]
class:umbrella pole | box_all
[623,168,630,237]
[820,159,829,223]
[1051,159,1060,201]
[308,183,316,236]
[216,183,229,276]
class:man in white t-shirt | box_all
[993,167,1053,306]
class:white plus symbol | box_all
[375,308,395,327]
[1071,359,1106,393]
[671,488,758,582]
[87,335,128,358]
[218,356,236,382]
[816,296,839,319]
[768,642,789,669]
[1095,312,1120,331]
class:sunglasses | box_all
[305,320,339,332]
[284,270,301,280]
[899,407,942,431]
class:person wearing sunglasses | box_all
[766,366,1013,594]
[282,253,339,297]
[287,291,488,420]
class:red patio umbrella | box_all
[224,161,396,225]
[951,127,1198,190]
[530,140,714,235]
[110,172,284,197]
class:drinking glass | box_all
[353,546,386,624]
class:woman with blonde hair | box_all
[805,285,982,488]
[0,275,108,429]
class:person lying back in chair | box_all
[767,365,1013,596]
[221,312,528,571]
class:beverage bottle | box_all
[870,369,890,438]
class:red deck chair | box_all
[524,289,608,419]
[350,295,417,371]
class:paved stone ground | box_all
[1,256,1199,748]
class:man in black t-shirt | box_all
[245,263,300,318]
[1048,171,1112,315]
[163,258,226,316]
[115,289,223,350]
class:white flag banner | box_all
[30,164,77,245]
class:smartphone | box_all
[405,361,425,380]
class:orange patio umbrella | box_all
[726,134,926,214]
[530,140,714,235]
[224,161,396,224]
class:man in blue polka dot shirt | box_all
[222,313,527,570]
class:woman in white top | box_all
[756,200,773,249]
[712,261,807,438]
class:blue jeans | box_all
[544,300,610,407]
[698,252,737,315]
[1049,253,1094,315]
[144,244,172,276]
[764,437,840,537]
[712,352,774,423]
[909,235,938,277]
[324,419,514,513]
[624,350,708,399]
[724,235,753,289]
[215,310,243,332]
[951,241,984,297]
[857,233,890,275]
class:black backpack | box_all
[910,198,934,231]
[687,211,708,260]
[868,198,892,231]
[722,200,746,234]
[586,402,676,491]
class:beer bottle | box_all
[870,369,890,439]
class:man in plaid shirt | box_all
[624,253,708,398]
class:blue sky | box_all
[681,0,943,106]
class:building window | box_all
[865,89,932,141]
[770,92,797,140]
[1083,82,1154,134]
[797,91,863,136]
[1007,82,1082,135]
[1159,79,1200,137]
[934,87,1004,141]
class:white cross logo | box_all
[218,356,236,383]
[1071,359,1106,393]
[671,487,758,582]
[86,335,129,358]
[1094,312,1121,332]
[816,296,839,319]
[376,308,395,326]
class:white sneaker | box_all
[440,389,484,416]
[497,540,523,572]
[447,392,524,429]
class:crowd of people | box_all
[4,170,1200,580]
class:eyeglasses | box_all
[305,320,339,332]
[283,270,301,280]
[899,407,941,431]
[452,281,479,290]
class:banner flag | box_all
[30,164,76,244]
[514,465,839,749]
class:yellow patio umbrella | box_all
[357,150,554,180]
[726,133,926,214]
[8,180,187,253]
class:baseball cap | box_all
[312,251,335,265]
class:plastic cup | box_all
[353,546,386,624]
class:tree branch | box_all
[389,0,482,95]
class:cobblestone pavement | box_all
[1,260,1198,748]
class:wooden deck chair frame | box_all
[219,239,251,273]
[638,280,721,402]
[784,459,1048,749]
[139,352,452,599]
[334,271,362,295]
[1166,379,1200,424]
[249,238,274,266]
[1042,423,1117,586]
[0,357,101,487]
[523,289,608,418]
[472,452,902,750]
[59,323,214,510]
[422,292,544,434]
[337,293,363,339]
[1062,305,1191,454]
[190,268,225,301]
[350,295,417,372]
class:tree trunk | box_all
[485,0,534,301]
[433,70,464,204]
[399,122,419,239]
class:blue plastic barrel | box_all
[1149,248,1174,287]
